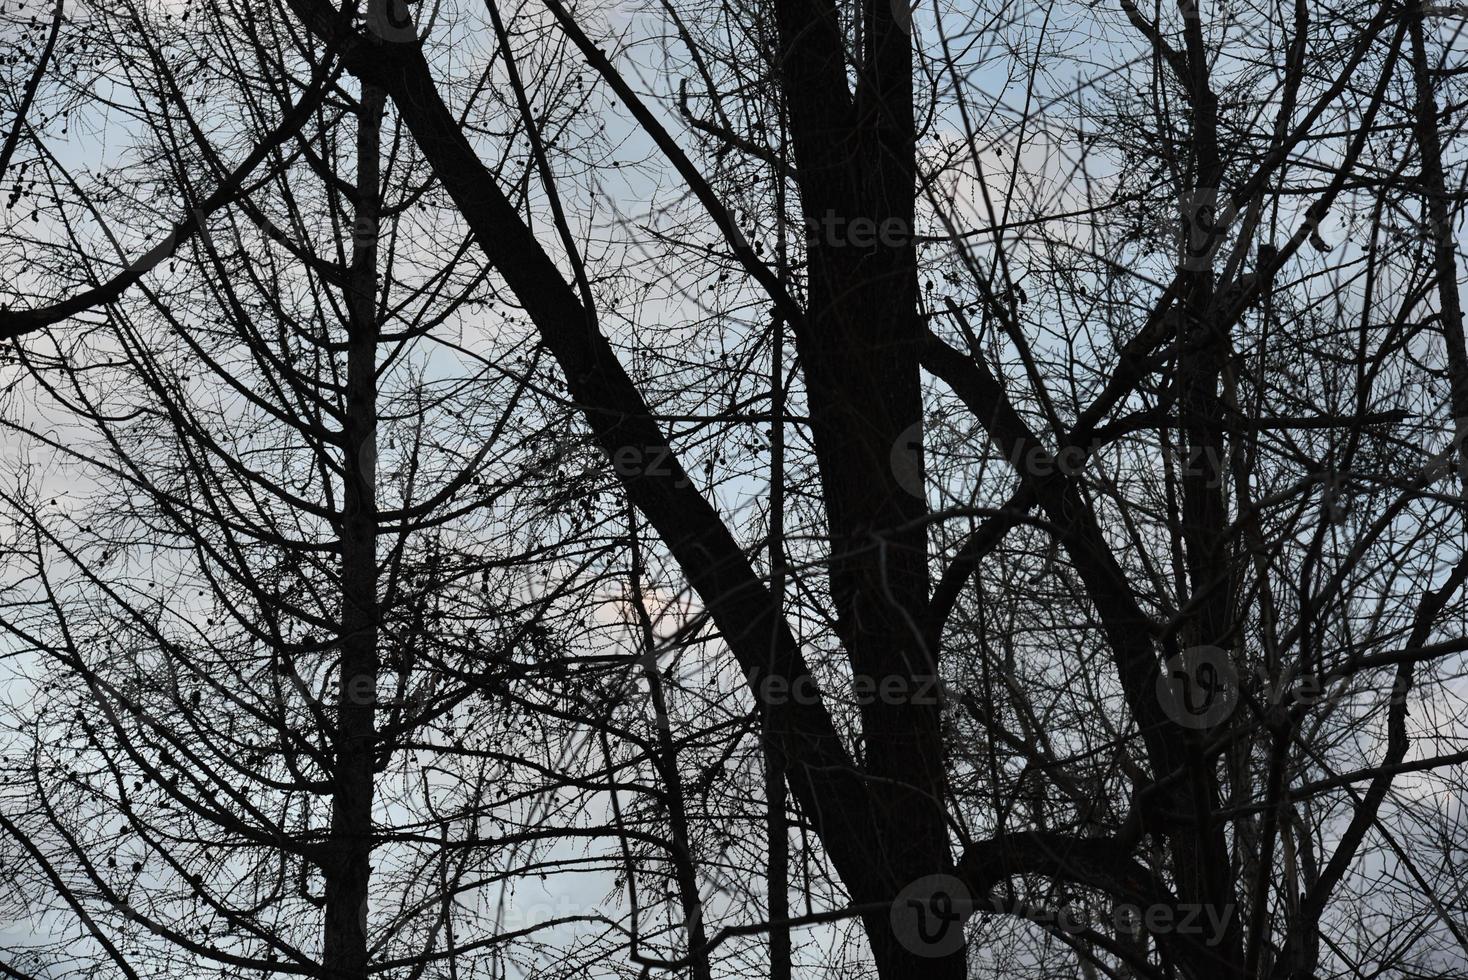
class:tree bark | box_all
[322,79,385,980]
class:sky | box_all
[3,0,1468,975]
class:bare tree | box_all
[4,0,1468,978]
[0,3,636,977]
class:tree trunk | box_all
[323,79,385,980]
[867,912,967,980]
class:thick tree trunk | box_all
[777,4,960,974]
[317,16,954,980]
[322,80,385,980]
[867,922,967,980]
